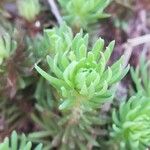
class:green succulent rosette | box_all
[58,0,110,29]
[111,94,150,150]
[35,24,129,111]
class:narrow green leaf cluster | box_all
[26,23,73,62]
[44,23,73,55]
[0,131,42,150]
[58,0,110,29]
[111,94,150,150]
[17,0,41,21]
[131,52,150,97]
[0,33,17,65]
[35,23,129,111]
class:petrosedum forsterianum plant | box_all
[0,131,43,150]
[35,24,129,111]
[34,24,129,149]
[131,51,150,97]
[58,0,110,30]
[111,94,150,150]
[0,32,17,65]
[17,0,41,22]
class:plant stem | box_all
[47,0,63,24]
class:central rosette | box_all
[64,59,100,99]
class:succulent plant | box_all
[58,0,110,29]
[0,131,42,150]
[33,23,129,149]
[17,0,41,22]
[35,24,129,111]
[111,94,150,150]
